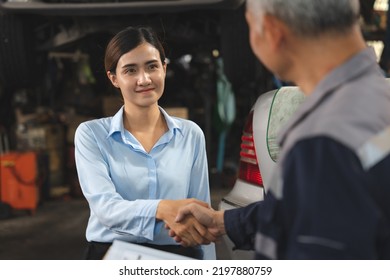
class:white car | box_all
[218,86,305,259]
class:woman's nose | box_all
[137,71,151,86]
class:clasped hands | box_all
[157,199,225,247]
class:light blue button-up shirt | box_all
[75,106,215,259]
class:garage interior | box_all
[0,0,389,260]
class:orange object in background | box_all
[0,151,39,214]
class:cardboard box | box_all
[16,124,64,151]
[163,107,189,119]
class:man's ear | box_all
[262,14,287,51]
[107,71,119,88]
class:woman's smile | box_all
[136,87,155,93]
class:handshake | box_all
[157,199,226,247]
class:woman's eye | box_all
[125,68,136,74]
[149,64,158,70]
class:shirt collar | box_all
[107,106,125,138]
[278,47,379,146]
[106,106,183,139]
[159,107,184,137]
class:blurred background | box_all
[0,0,389,260]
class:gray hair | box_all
[246,0,360,37]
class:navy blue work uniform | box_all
[224,48,390,259]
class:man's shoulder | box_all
[302,75,389,148]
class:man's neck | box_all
[290,26,367,95]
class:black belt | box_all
[85,241,203,260]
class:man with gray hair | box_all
[172,0,390,259]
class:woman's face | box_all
[108,42,166,109]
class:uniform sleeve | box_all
[224,201,262,250]
[280,137,384,259]
[225,137,389,259]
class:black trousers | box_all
[84,241,203,260]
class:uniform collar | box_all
[278,47,379,146]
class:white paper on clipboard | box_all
[103,240,195,260]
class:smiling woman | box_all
[107,43,167,118]
[74,26,216,260]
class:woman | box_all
[75,26,215,260]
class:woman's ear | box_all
[107,71,119,88]
[163,61,167,74]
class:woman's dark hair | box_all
[104,26,166,73]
